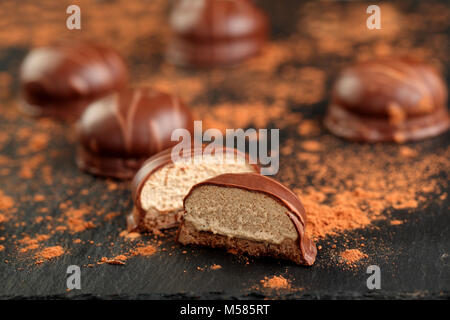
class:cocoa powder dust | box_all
[0,1,448,273]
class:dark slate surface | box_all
[0,0,449,299]
[1,201,449,299]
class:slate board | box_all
[0,0,449,299]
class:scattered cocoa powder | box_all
[298,120,321,136]
[19,155,45,179]
[63,207,95,233]
[390,220,404,226]
[104,212,120,221]
[33,194,45,202]
[399,146,418,158]
[210,264,222,270]
[260,276,291,290]
[132,245,157,257]
[301,192,372,239]
[35,246,64,263]
[18,234,51,253]
[288,142,450,240]
[301,140,322,152]
[197,101,299,133]
[0,214,7,224]
[339,249,368,267]
[119,230,141,240]
[0,0,448,274]
[97,243,158,266]
[101,255,128,266]
[0,190,14,211]
[17,132,49,154]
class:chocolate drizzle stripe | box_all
[170,95,182,128]
[405,64,436,108]
[368,63,431,100]
[113,93,128,152]
[124,89,142,153]
[148,118,162,154]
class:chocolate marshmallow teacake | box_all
[324,58,449,143]
[167,0,268,67]
[20,42,128,121]
[129,147,259,232]
[76,87,194,179]
[177,172,317,266]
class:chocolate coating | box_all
[167,0,268,67]
[181,172,317,266]
[129,146,259,230]
[20,42,128,121]
[325,58,449,142]
[76,87,194,179]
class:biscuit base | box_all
[127,207,182,232]
[167,36,265,67]
[76,146,146,180]
[177,221,313,266]
[325,103,450,143]
[20,98,91,122]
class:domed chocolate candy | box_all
[325,58,449,142]
[76,87,194,179]
[20,42,128,121]
[167,0,268,67]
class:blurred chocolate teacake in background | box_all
[325,58,449,143]
[76,87,194,179]
[19,42,129,121]
[167,0,268,67]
